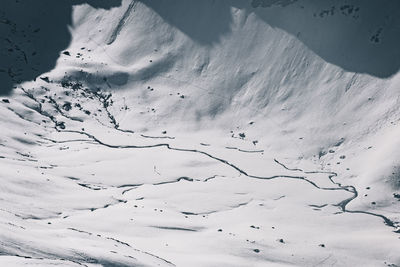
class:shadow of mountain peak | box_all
[139,0,235,46]
[0,0,122,96]
[249,0,400,78]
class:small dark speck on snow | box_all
[56,122,66,129]
[40,76,50,83]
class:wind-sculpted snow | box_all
[0,75,399,266]
[1,0,400,266]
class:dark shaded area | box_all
[0,0,121,96]
[249,0,400,78]
[139,0,235,45]
[141,0,400,78]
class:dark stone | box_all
[62,102,71,111]
[56,121,65,129]
[40,76,50,83]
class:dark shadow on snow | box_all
[0,0,121,96]
[248,0,400,78]
[139,0,235,46]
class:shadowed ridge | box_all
[139,0,400,78]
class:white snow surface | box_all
[0,0,399,266]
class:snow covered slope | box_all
[0,0,399,266]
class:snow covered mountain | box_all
[0,0,399,266]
